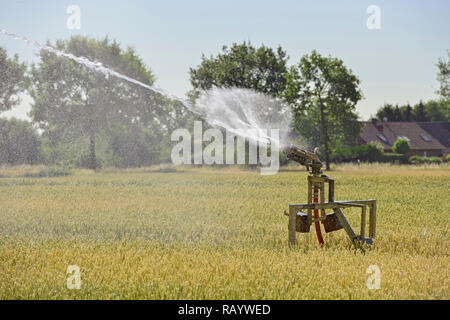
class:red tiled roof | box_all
[360,121,446,151]
[417,122,450,148]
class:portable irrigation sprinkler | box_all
[283,145,377,249]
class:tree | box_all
[403,104,413,121]
[436,50,449,101]
[414,101,427,121]
[425,99,449,122]
[375,100,448,122]
[0,46,27,112]
[29,36,184,169]
[108,122,165,167]
[0,118,41,165]
[376,103,395,121]
[393,104,402,121]
[393,138,410,155]
[284,51,363,170]
[189,41,288,98]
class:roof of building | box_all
[417,122,450,149]
[360,121,447,151]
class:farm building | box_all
[359,120,450,157]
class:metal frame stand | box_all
[282,145,377,249]
[287,173,376,248]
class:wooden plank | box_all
[320,182,326,218]
[328,179,334,203]
[307,179,312,225]
[288,206,297,247]
[369,201,376,238]
[289,200,376,211]
[334,208,358,242]
[340,203,366,208]
[360,206,366,238]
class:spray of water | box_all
[196,87,292,146]
[1,29,292,147]
[0,29,197,113]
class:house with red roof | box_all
[359,120,449,157]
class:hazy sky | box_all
[1,0,449,120]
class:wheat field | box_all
[0,165,449,299]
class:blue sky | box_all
[1,0,449,120]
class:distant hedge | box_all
[331,142,384,163]
[330,142,436,164]
[331,142,449,164]
[409,155,443,164]
[409,155,424,164]
[383,153,406,163]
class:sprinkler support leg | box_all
[288,206,297,247]
[313,184,324,245]
[334,208,358,244]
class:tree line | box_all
[375,100,448,122]
[375,50,449,122]
[0,38,449,169]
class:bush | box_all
[383,153,405,163]
[331,142,384,163]
[0,118,41,165]
[358,142,385,162]
[409,155,424,164]
[48,165,72,177]
[393,138,410,155]
[108,124,162,168]
[76,150,103,169]
[409,155,443,165]
[445,154,450,162]
[425,156,443,164]
[330,147,353,163]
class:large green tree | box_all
[29,36,186,169]
[436,50,449,101]
[0,46,27,112]
[423,99,449,122]
[189,41,288,98]
[284,51,363,170]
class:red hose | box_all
[313,186,324,245]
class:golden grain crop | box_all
[0,165,449,299]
